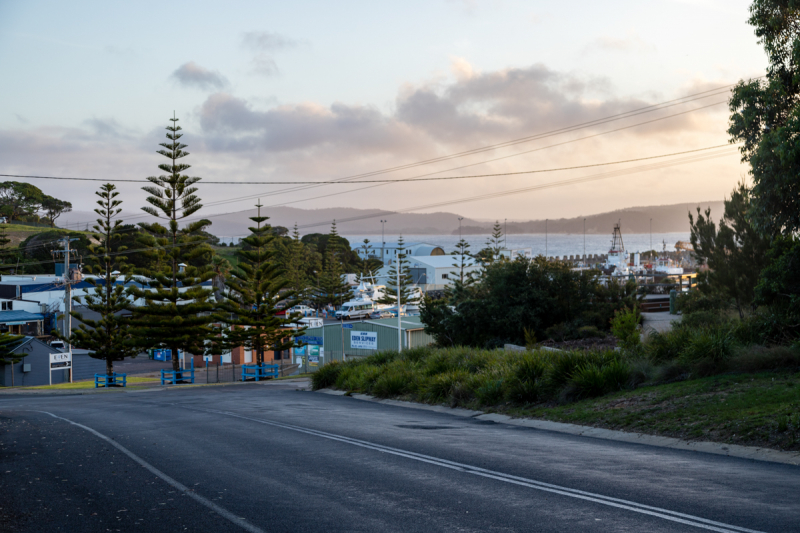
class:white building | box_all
[353,241,445,266]
[375,255,483,289]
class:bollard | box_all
[669,289,677,314]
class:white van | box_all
[334,300,376,320]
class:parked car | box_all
[369,310,393,319]
[288,305,314,317]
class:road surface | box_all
[1,383,797,532]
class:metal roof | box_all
[0,310,45,324]
[407,255,480,269]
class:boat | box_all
[603,223,631,277]
[653,240,684,275]
[334,280,391,320]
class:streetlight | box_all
[545,219,548,259]
[583,218,586,262]
[504,218,507,248]
[458,217,464,239]
[650,218,653,255]
[381,219,387,264]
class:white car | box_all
[288,305,314,317]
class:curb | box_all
[315,389,800,467]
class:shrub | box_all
[421,370,471,403]
[679,328,736,376]
[577,325,602,339]
[503,351,548,404]
[728,345,800,373]
[569,358,630,399]
[680,310,729,329]
[644,328,691,363]
[675,290,728,314]
[610,307,641,351]
[542,351,586,394]
[371,365,418,397]
[311,361,343,390]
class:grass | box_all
[19,376,159,390]
[514,371,800,451]
[312,344,800,452]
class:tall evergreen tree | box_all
[0,331,25,386]
[217,203,303,365]
[486,220,504,257]
[65,184,139,376]
[314,221,353,308]
[689,181,771,318]
[451,238,476,285]
[281,223,313,303]
[377,235,418,310]
[128,116,215,373]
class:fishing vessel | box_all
[653,240,684,275]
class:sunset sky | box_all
[0,0,767,227]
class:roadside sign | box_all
[342,323,354,329]
[49,352,72,385]
[296,335,323,345]
[350,331,378,350]
[49,352,72,368]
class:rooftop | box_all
[407,255,481,269]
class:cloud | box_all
[586,33,656,53]
[240,30,298,77]
[170,61,228,90]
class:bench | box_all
[161,368,195,385]
[241,363,279,381]
[95,373,127,388]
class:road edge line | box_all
[316,390,800,467]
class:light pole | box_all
[545,219,548,259]
[381,219,387,264]
[650,218,652,255]
[583,218,586,262]
[504,218,507,248]
[458,217,464,240]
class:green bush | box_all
[679,328,736,376]
[680,310,729,329]
[311,361,343,390]
[644,328,692,363]
[675,290,728,314]
[421,370,471,403]
[610,307,641,350]
[577,325,602,338]
[371,364,418,397]
[728,345,800,373]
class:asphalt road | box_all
[1,384,798,532]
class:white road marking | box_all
[34,411,266,533]
[188,406,766,533]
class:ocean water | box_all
[341,232,691,258]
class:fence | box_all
[204,362,239,384]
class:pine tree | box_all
[314,221,353,309]
[451,238,476,285]
[486,220,504,258]
[65,184,139,376]
[377,235,418,310]
[357,238,382,282]
[0,331,25,386]
[217,203,303,365]
[282,223,313,303]
[128,115,215,373]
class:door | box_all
[244,349,253,363]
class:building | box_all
[0,337,105,387]
[353,241,445,266]
[374,254,483,289]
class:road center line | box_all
[186,406,765,533]
[33,411,266,533]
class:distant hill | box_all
[457,201,725,235]
[60,200,725,237]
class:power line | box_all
[0,143,733,185]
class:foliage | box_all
[40,196,72,227]
[0,332,25,366]
[610,307,641,351]
[216,203,303,364]
[689,181,771,318]
[755,235,800,317]
[728,1,800,236]
[64,184,139,375]
[423,257,637,348]
[312,222,353,308]
[376,235,418,308]
[0,181,44,221]
[127,116,215,372]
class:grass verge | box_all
[20,377,159,390]
[512,371,800,451]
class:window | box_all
[1,301,11,311]
[441,274,449,280]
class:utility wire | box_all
[0,143,733,185]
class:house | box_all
[0,310,47,337]
[0,337,105,387]
[352,241,445,266]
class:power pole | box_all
[55,237,78,383]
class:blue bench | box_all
[241,363,279,381]
[95,373,127,388]
[161,367,195,385]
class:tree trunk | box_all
[106,358,113,377]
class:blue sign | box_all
[296,335,323,345]
[342,324,354,329]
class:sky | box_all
[0,0,768,230]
